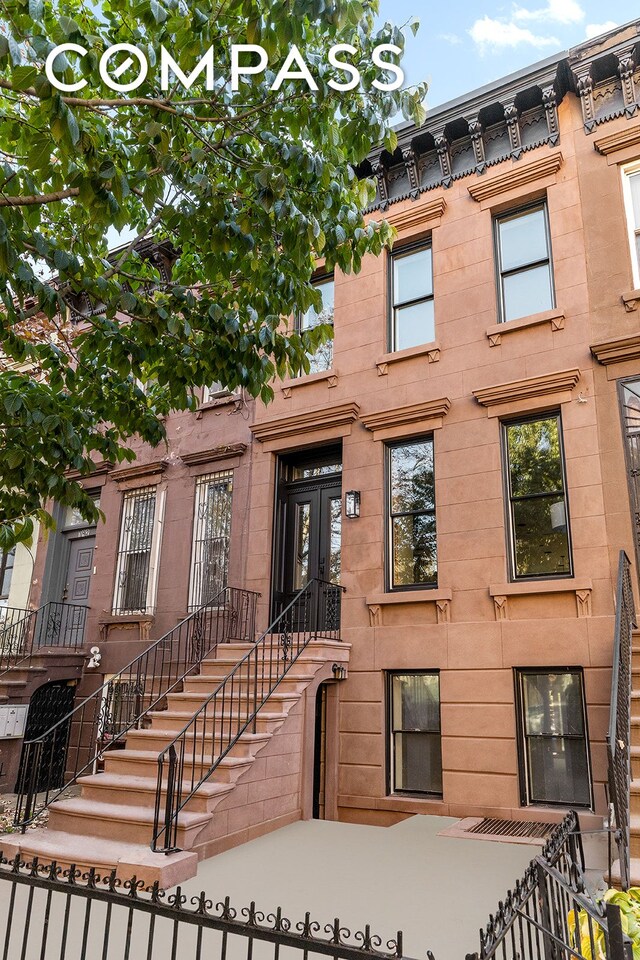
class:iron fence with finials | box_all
[0,853,434,960]
[13,586,258,830]
[466,810,633,960]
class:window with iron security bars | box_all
[189,471,233,610]
[112,487,159,615]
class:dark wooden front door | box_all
[274,453,342,629]
[65,535,95,608]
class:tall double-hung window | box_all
[390,242,434,351]
[188,471,234,609]
[112,487,164,614]
[622,163,640,288]
[387,438,437,589]
[296,275,334,374]
[495,202,554,322]
[503,414,572,579]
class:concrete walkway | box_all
[179,816,538,960]
[0,815,564,959]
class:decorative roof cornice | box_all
[590,334,640,365]
[364,20,640,212]
[594,124,640,155]
[250,401,360,443]
[181,443,247,467]
[111,460,166,483]
[361,398,451,441]
[473,369,580,407]
[467,153,563,203]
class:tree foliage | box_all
[0,0,427,548]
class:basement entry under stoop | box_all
[438,816,556,846]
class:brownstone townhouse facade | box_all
[3,20,640,877]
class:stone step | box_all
[146,707,287,737]
[47,797,210,848]
[201,656,328,677]
[125,726,270,757]
[78,772,234,814]
[166,689,300,713]
[182,673,314,696]
[159,701,288,733]
[142,715,274,750]
[0,830,197,887]
[104,748,254,783]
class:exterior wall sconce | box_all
[344,490,360,518]
[332,663,347,680]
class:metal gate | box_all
[15,679,76,794]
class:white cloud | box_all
[469,16,560,52]
[585,20,617,39]
[439,32,463,45]
[513,0,585,24]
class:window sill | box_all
[376,341,440,375]
[622,288,640,312]
[98,613,155,643]
[366,589,452,626]
[489,578,592,620]
[281,370,338,396]
[196,394,241,416]
[486,308,565,346]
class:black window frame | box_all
[294,272,335,374]
[386,435,438,592]
[514,667,593,810]
[388,238,435,353]
[387,670,443,798]
[501,410,573,582]
[494,199,555,324]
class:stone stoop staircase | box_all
[1,635,349,887]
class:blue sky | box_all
[377,0,639,108]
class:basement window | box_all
[516,669,592,808]
[389,671,442,796]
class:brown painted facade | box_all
[6,22,640,838]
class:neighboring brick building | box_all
[3,20,640,880]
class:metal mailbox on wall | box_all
[0,704,28,739]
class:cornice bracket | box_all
[504,101,523,159]
[434,134,452,189]
[402,146,420,197]
[542,86,560,146]
[468,118,486,175]
[575,70,595,132]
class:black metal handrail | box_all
[0,601,88,678]
[607,550,636,891]
[14,585,258,829]
[152,577,344,853]
[467,811,632,960]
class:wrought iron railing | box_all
[0,601,87,678]
[607,550,636,892]
[467,811,632,960]
[13,586,258,829]
[152,577,344,853]
[0,851,432,960]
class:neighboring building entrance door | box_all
[15,680,77,793]
[273,450,342,630]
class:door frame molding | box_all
[270,446,343,620]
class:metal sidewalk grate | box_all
[467,817,555,839]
